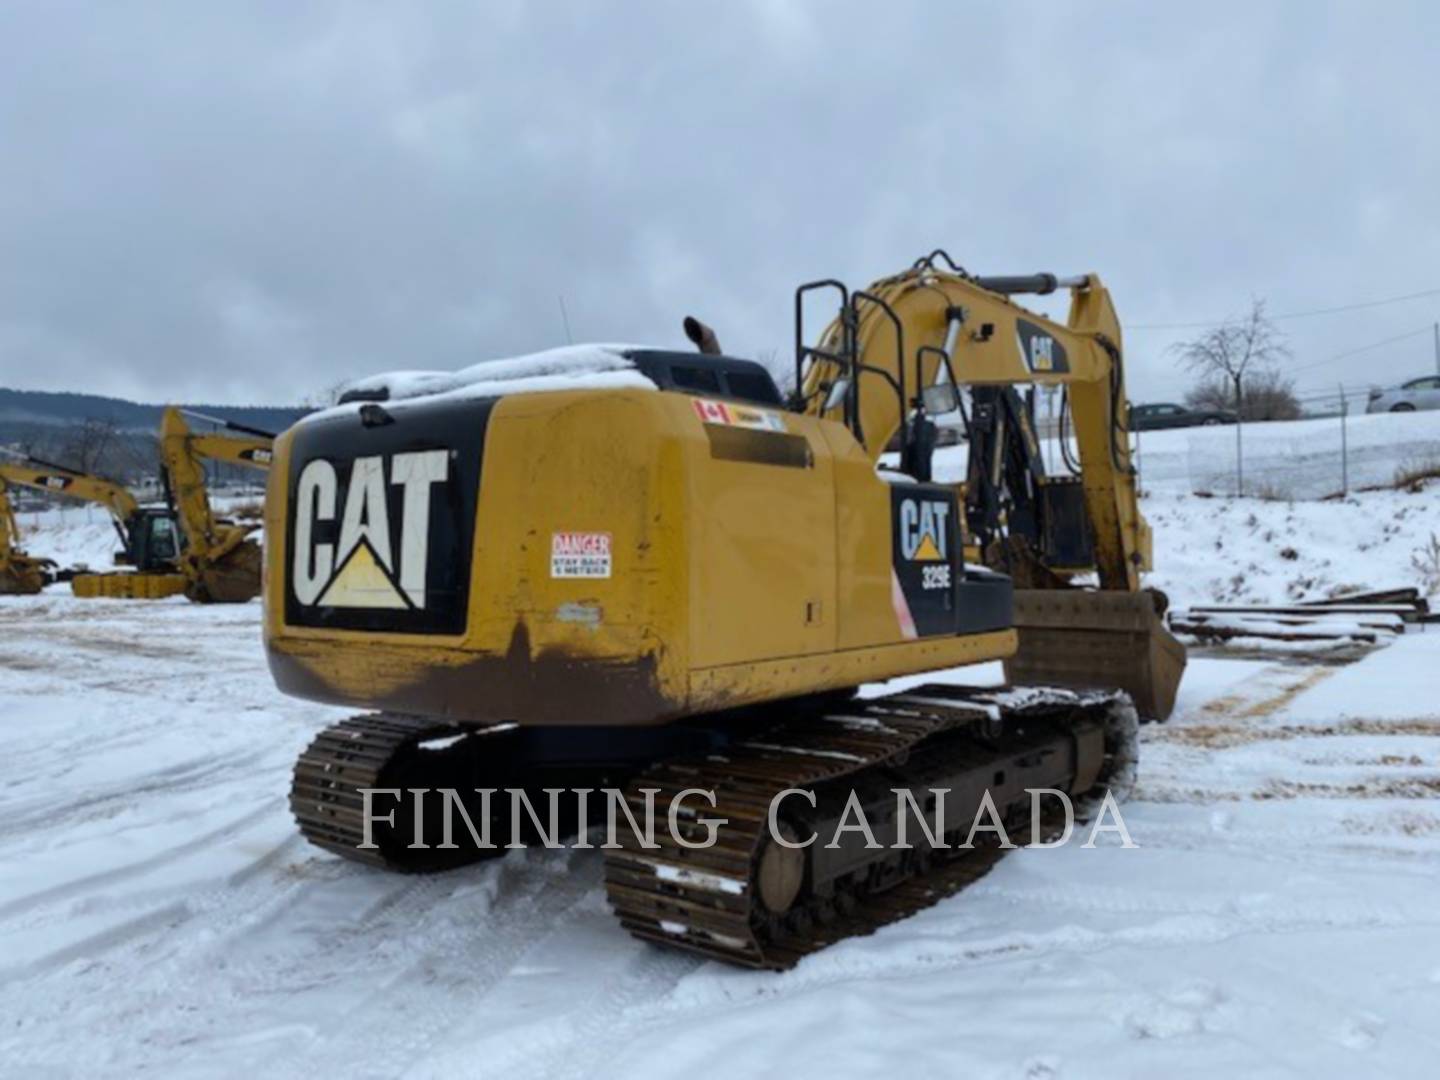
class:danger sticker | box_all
[551,531,612,579]
[690,398,786,432]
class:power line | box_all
[1288,325,1434,374]
[1130,286,1440,330]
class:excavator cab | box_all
[117,508,183,571]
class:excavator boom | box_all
[796,256,1184,716]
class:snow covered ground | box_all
[2,584,1439,1076]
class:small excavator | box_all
[0,410,273,602]
[0,453,188,599]
[271,252,1185,967]
[0,480,58,595]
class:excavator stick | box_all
[1003,588,1187,721]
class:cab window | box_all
[671,366,723,394]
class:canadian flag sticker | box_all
[691,398,732,425]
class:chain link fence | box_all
[1163,396,1440,500]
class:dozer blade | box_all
[1003,588,1186,721]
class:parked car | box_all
[1128,402,1238,431]
[1366,375,1440,414]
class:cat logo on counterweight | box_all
[292,450,449,610]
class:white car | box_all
[1367,375,1440,413]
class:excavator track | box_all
[290,713,474,872]
[603,683,1137,969]
[290,684,1137,969]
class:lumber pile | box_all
[1169,588,1430,644]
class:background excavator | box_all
[270,252,1183,968]
[157,407,273,603]
[0,480,58,595]
[0,410,273,602]
[0,452,188,599]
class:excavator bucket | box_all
[1,558,48,595]
[1003,588,1187,721]
[184,538,263,604]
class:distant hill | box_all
[0,388,313,486]
[0,387,309,435]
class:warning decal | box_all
[690,398,787,432]
[551,531,612,579]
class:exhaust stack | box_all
[683,316,722,356]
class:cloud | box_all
[0,1,1436,405]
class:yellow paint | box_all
[317,542,408,609]
[263,386,1015,725]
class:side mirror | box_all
[921,383,960,415]
[822,377,851,413]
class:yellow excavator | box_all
[157,407,273,603]
[0,454,189,599]
[271,252,1184,967]
[0,480,58,595]
[0,410,273,602]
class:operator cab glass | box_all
[147,516,180,562]
[626,350,784,407]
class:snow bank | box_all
[12,504,126,570]
[1144,481,1440,608]
[334,343,657,407]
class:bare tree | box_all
[1173,298,1291,416]
[1186,368,1302,421]
[61,417,119,474]
[1239,368,1302,421]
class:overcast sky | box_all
[1,1,1437,406]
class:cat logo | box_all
[242,447,274,466]
[1016,318,1069,375]
[40,475,72,491]
[292,450,448,610]
[1021,331,1055,372]
[898,497,949,562]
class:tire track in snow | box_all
[260,851,609,1078]
[0,798,281,923]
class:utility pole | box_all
[1338,382,1348,496]
[1434,321,1439,376]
